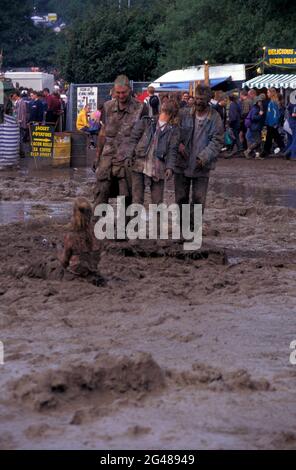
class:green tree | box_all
[0,0,60,69]
[155,0,296,74]
[58,4,166,82]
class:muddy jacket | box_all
[127,117,180,173]
[175,106,223,177]
[96,97,147,181]
[248,104,265,132]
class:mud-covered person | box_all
[127,100,180,206]
[14,198,104,286]
[59,197,104,285]
[93,75,148,213]
[175,84,224,229]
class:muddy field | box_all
[0,158,296,450]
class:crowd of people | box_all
[76,105,103,149]
[9,86,66,155]
[209,87,296,160]
[93,75,224,235]
[62,77,295,282]
[90,78,296,229]
[4,75,296,283]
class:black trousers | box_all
[174,173,209,230]
[263,125,284,155]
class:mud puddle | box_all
[0,201,72,225]
[211,180,296,209]
[1,159,296,449]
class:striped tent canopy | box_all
[243,74,296,89]
[0,114,20,168]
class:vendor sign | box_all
[30,124,54,158]
[266,48,296,66]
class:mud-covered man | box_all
[175,84,224,227]
[93,75,148,211]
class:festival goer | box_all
[144,86,160,117]
[188,96,195,108]
[213,94,227,130]
[93,75,148,215]
[160,94,169,106]
[127,100,179,206]
[175,84,224,228]
[248,88,257,104]
[228,94,241,153]
[76,104,96,148]
[239,90,252,150]
[11,90,27,153]
[210,90,223,107]
[180,92,190,108]
[285,95,296,160]
[261,88,284,157]
[13,198,104,286]
[46,90,62,127]
[28,91,44,123]
[59,198,104,285]
[244,96,265,159]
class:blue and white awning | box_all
[153,77,231,92]
[243,74,296,89]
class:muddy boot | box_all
[89,273,106,286]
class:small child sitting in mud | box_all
[59,197,104,285]
[15,198,105,286]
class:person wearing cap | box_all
[93,74,148,215]
[244,96,265,159]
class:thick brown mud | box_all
[0,158,296,449]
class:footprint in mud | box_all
[24,423,60,439]
[168,332,202,343]
[126,425,151,437]
[70,408,99,425]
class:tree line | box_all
[1,0,296,82]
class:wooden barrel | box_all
[70,132,87,167]
[52,132,71,168]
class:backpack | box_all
[149,95,160,113]
[244,110,252,129]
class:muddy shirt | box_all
[96,97,147,182]
[101,97,147,165]
[176,107,223,178]
[143,122,167,181]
